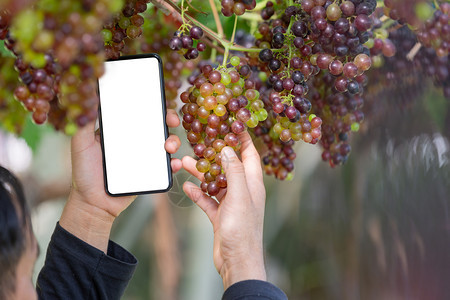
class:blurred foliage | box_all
[267,88,450,299]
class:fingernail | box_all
[222,147,235,158]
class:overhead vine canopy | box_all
[0,0,448,195]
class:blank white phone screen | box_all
[98,56,170,195]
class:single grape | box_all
[190,26,204,39]
[230,56,240,67]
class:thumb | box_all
[221,147,246,193]
[71,121,96,153]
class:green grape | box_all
[10,9,43,44]
[280,117,291,129]
[286,173,294,181]
[29,52,46,68]
[118,17,131,29]
[214,104,227,116]
[269,127,279,140]
[196,159,211,173]
[258,71,267,82]
[33,30,54,51]
[256,109,268,122]
[220,73,231,85]
[230,56,240,67]
[107,0,125,13]
[246,115,259,128]
[101,29,113,42]
[64,122,78,136]
[351,123,360,132]
[273,123,283,134]
[415,2,434,21]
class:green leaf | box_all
[0,40,15,58]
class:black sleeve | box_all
[36,223,137,300]
[222,280,288,300]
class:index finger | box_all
[237,131,263,183]
[71,121,97,154]
[166,109,180,128]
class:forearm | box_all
[220,241,267,290]
[221,258,267,290]
[59,190,115,253]
[37,223,137,300]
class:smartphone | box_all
[97,54,172,196]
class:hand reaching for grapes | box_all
[182,131,267,290]
[59,109,182,253]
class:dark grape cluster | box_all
[248,0,379,169]
[416,3,450,57]
[180,57,268,195]
[103,0,150,59]
[11,55,58,125]
[372,26,449,100]
[1,0,120,132]
[253,88,322,179]
[0,58,28,133]
[383,0,433,28]
[221,0,256,17]
[169,25,205,60]
[120,8,196,109]
[255,117,298,181]
[309,71,365,166]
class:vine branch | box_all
[208,0,224,38]
[222,15,238,67]
[153,0,283,54]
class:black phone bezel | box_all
[97,53,173,197]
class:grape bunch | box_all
[252,88,320,179]
[103,0,150,59]
[255,116,298,180]
[372,26,449,100]
[180,57,268,196]
[415,2,450,57]
[0,57,28,133]
[0,0,35,16]
[1,0,123,132]
[248,0,377,169]
[118,8,196,109]
[309,71,366,166]
[383,0,434,28]
[169,25,205,60]
[221,0,256,17]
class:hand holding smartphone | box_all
[97,54,172,196]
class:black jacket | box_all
[37,224,287,300]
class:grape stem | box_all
[381,18,396,30]
[406,42,422,61]
[285,16,295,75]
[238,12,263,22]
[230,15,238,45]
[254,0,270,11]
[433,0,439,9]
[208,0,224,38]
[222,15,238,67]
[211,41,218,61]
[228,46,284,52]
[179,0,192,33]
